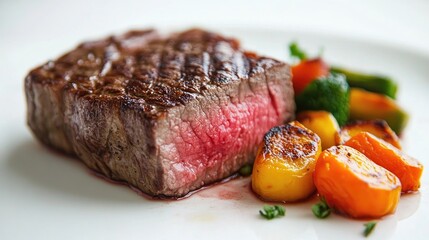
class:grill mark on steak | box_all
[25,28,295,197]
[33,29,272,110]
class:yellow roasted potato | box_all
[336,119,401,149]
[296,111,340,150]
[251,121,322,202]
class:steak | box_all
[25,29,295,197]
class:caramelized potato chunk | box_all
[297,111,340,150]
[252,121,321,202]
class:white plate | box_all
[1,27,428,240]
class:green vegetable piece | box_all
[295,73,350,126]
[238,164,253,177]
[363,222,377,237]
[312,199,331,219]
[331,67,397,99]
[259,205,286,220]
[289,42,307,61]
[349,88,409,135]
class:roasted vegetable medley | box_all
[289,42,408,134]
[248,43,423,222]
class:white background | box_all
[1,0,429,96]
[1,1,429,239]
[1,0,429,116]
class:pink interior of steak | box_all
[157,80,288,196]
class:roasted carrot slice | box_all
[314,145,401,218]
[336,120,401,149]
[291,58,329,94]
[345,132,423,192]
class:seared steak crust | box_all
[25,29,295,197]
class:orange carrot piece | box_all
[314,145,401,218]
[336,120,401,149]
[345,132,423,192]
[291,58,329,94]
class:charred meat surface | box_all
[25,28,295,197]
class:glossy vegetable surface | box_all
[314,145,401,218]
[295,73,350,126]
[331,66,397,99]
[297,111,340,150]
[336,120,401,149]
[291,58,329,95]
[345,132,423,192]
[252,121,321,202]
[349,88,408,135]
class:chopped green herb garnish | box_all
[363,222,377,237]
[238,164,253,176]
[289,42,308,61]
[312,198,331,219]
[259,205,286,220]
